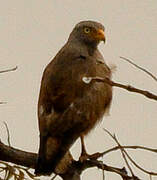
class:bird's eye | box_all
[84,27,90,34]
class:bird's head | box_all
[68,21,105,48]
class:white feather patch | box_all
[39,105,44,115]
[82,77,92,84]
[70,102,74,108]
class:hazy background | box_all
[0,0,157,179]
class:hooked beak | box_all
[95,29,106,43]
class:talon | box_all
[79,153,89,162]
[80,136,102,162]
[79,135,90,162]
[89,152,101,160]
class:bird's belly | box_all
[64,82,111,136]
[51,72,92,111]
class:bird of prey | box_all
[35,20,112,175]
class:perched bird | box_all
[35,20,112,175]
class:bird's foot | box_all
[79,152,101,162]
[79,151,89,163]
[88,152,102,160]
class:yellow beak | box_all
[95,29,106,43]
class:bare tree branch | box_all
[0,141,36,169]
[120,57,157,82]
[97,145,157,158]
[104,129,136,179]
[114,136,135,179]
[0,66,17,74]
[80,160,140,180]
[0,140,142,180]
[0,67,17,104]
[83,76,157,101]
[0,161,38,180]
[122,146,157,176]
[0,102,7,105]
[103,129,157,178]
[102,168,105,180]
[3,122,11,147]
[51,174,57,180]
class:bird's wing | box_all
[36,49,112,175]
[37,51,90,133]
[38,57,111,135]
[35,53,93,175]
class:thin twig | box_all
[87,144,157,164]
[103,129,157,178]
[51,174,57,180]
[0,102,7,105]
[0,66,18,74]
[103,129,136,179]
[82,160,140,180]
[122,147,157,176]
[95,145,157,159]
[86,76,157,101]
[3,122,11,146]
[102,169,105,180]
[0,66,17,105]
[120,57,157,82]
[114,135,137,180]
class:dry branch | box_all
[103,129,157,179]
[0,141,141,180]
[104,129,137,179]
[99,145,157,157]
[83,76,157,101]
[0,141,36,169]
[120,57,157,82]
[0,66,17,104]
[0,66,17,74]
[3,122,11,147]
[0,102,6,105]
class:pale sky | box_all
[0,0,157,179]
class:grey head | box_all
[68,20,106,48]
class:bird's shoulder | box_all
[92,49,112,78]
[42,42,97,83]
[38,43,93,114]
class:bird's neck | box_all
[86,43,98,56]
[68,39,98,56]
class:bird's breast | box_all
[47,58,96,111]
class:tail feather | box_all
[35,136,73,176]
[35,136,59,175]
[35,135,49,175]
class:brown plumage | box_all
[35,20,112,175]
